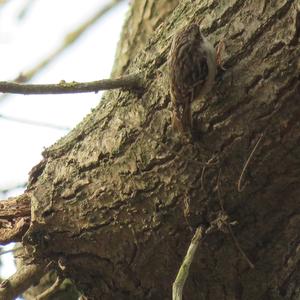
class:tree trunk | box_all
[20,0,300,299]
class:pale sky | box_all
[0,0,128,281]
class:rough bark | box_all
[0,194,30,244]
[13,0,300,299]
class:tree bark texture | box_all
[21,0,300,299]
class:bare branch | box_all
[172,226,205,300]
[0,114,70,131]
[7,0,125,83]
[36,275,64,300]
[0,0,125,102]
[0,263,49,300]
[61,0,124,49]
[0,194,30,219]
[0,194,31,244]
[173,214,233,300]
[0,73,144,95]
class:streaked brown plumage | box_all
[169,23,216,134]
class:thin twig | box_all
[217,169,255,269]
[172,226,205,300]
[0,72,144,95]
[227,224,255,269]
[237,133,264,192]
[201,154,218,191]
[36,275,64,300]
[217,169,225,211]
[0,0,124,103]
[0,114,70,131]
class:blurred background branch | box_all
[0,114,70,131]
[0,0,124,103]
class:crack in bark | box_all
[226,0,294,68]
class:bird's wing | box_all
[173,42,209,99]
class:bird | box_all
[168,23,217,135]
